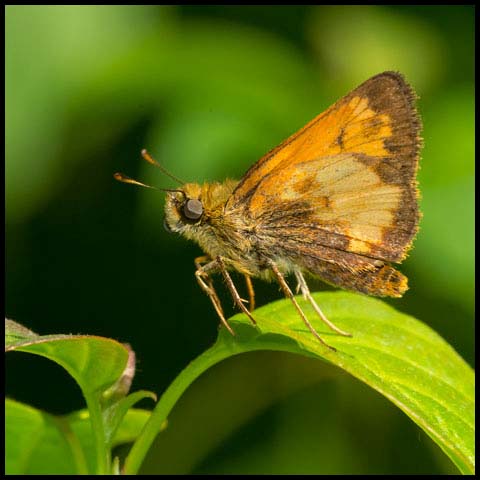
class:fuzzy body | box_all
[164,180,285,280]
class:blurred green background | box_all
[6,5,474,474]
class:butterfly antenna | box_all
[114,173,187,199]
[141,149,185,185]
[113,172,156,189]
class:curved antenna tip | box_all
[114,172,155,189]
[139,149,184,185]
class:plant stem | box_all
[84,393,110,474]
[123,341,233,474]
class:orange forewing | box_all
[230,72,419,204]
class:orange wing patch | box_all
[313,95,393,157]
[228,71,421,264]
[230,71,420,205]
[230,94,393,203]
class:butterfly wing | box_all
[226,72,421,296]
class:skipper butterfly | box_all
[115,71,422,351]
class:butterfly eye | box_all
[183,199,203,220]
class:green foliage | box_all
[6,291,474,474]
[5,320,129,394]
[125,292,474,475]
[5,319,157,474]
[5,399,151,475]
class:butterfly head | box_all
[163,183,205,235]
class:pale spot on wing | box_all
[349,223,386,244]
[279,170,308,201]
[315,156,379,196]
[280,185,300,201]
[330,185,401,211]
[348,238,372,253]
[281,155,403,246]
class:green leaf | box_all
[5,318,130,473]
[5,398,88,475]
[124,292,474,475]
[5,398,153,475]
[5,319,129,395]
[102,390,157,446]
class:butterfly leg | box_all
[269,261,335,351]
[194,256,235,336]
[195,256,222,313]
[294,269,352,337]
[216,256,257,326]
[244,274,256,312]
